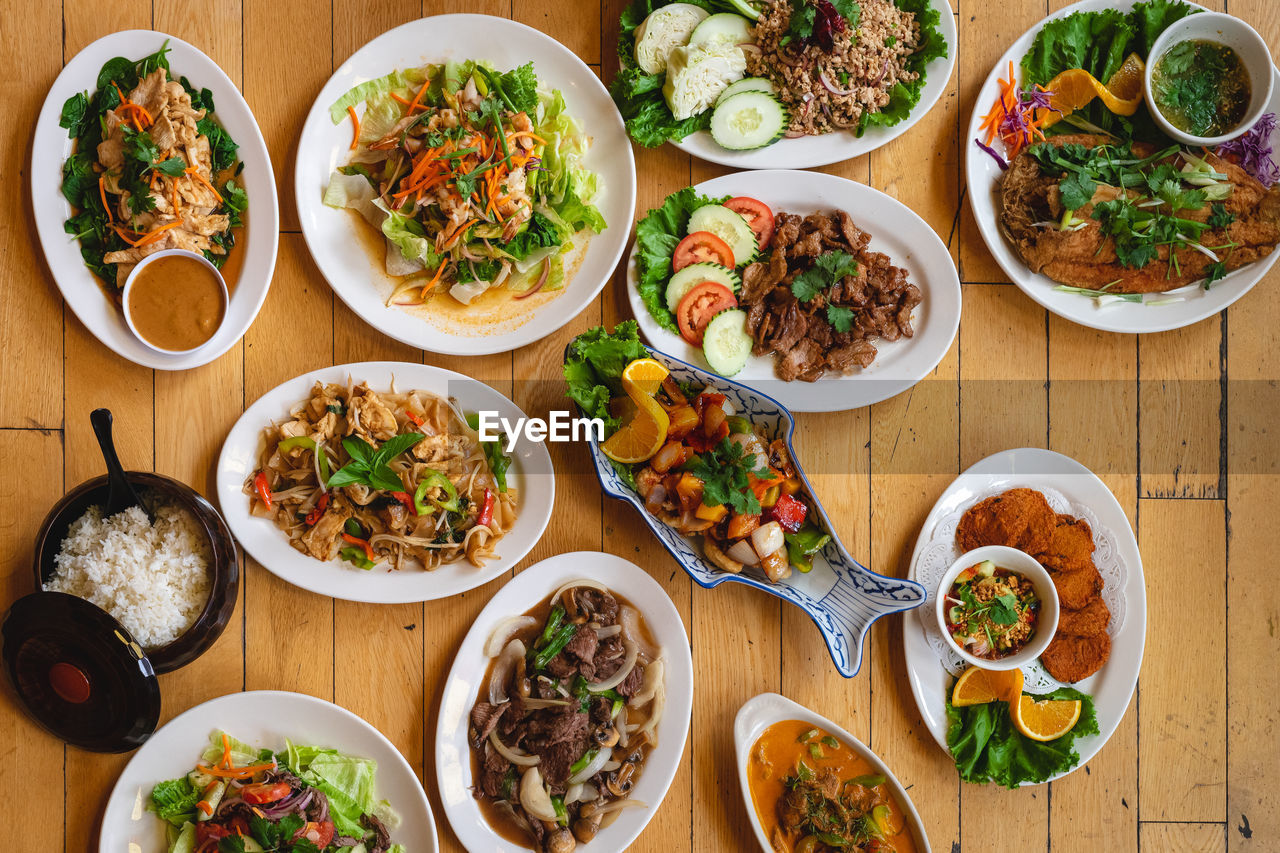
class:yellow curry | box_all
[747,719,917,853]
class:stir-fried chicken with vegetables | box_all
[148,730,404,853]
[563,323,833,584]
[247,381,515,571]
[59,42,247,288]
[323,60,606,307]
[471,583,665,852]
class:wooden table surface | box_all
[4,0,1277,850]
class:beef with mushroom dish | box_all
[470,582,666,852]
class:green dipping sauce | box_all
[1152,39,1252,137]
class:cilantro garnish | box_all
[791,250,858,303]
[683,437,773,516]
[825,305,856,333]
[1207,202,1236,229]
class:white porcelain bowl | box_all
[121,249,229,356]
[934,545,1059,672]
[1144,11,1274,146]
[733,693,931,853]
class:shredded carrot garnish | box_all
[506,131,546,146]
[184,167,224,203]
[196,761,276,779]
[98,176,113,223]
[172,182,181,217]
[136,220,185,247]
[390,92,413,107]
[347,105,361,150]
[196,800,214,816]
[220,733,232,769]
[406,78,432,113]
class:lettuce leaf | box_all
[328,67,427,124]
[945,688,1100,788]
[1020,0,1197,139]
[149,777,199,826]
[378,201,441,269]
[633,187,729,332]
[199,730,260,768]
[322,171,382,226]
[563,322,652,489]
[859,0,950,134]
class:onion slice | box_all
[488,638,525,704]
[818,70,855,97]
[490,730,540,767]
[484,616,536,658]
[587,639,638,692]
[514,257,551,299]
[519,766,559,821]
[548,578,612,608]
[567,746,613,785]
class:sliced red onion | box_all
[514,257,551,299]
[818,70,855,97]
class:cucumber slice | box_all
[665,263,741,312]
[689,12,754,48]
[687,204,759,267]
[710,91,788,151]
[716,76,777,106]
[722,0,763,19]
[702,309,753,376]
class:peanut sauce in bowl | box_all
[122,249,228,354]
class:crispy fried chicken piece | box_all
[955,488,1057,554]
[1041,632,1111,683]
[1056,596,1111,638]
[1050,562,1104,610]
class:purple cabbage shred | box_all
[1217,113,1280,188]
[974,139,1008,170]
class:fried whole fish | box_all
[999,134,1280,293]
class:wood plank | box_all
[1141,823,1227,853]
[869,337,960,852]
[243,235,336,699]
[514,0,602,66]
[0,430,66,853]
[1138,320,1222,499]
[1138,499,1226,822]
[244,0,330,231]
[959,283,1047,468]
[955,0,1044,283]
[0,0,63,429]
[1047,315,1138,849]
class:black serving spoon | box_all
[90,408,151,520]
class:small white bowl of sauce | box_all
[122,250,229,356]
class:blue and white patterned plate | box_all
[569,343,926,677]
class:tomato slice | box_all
[673,231,734,271]
[676,282,737,346]
[725,196,775,250]
[241,781,292,804]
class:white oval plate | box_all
[734,693,931,852]
[216,362,554,604]
[903,448,1146,784]
[31,30,279,370]
[435,551,693,853]
[99,690,438,852]
[295,14,637,356]
[671,0,956,169]
[965,0,1280,333]
[627,169,961,412]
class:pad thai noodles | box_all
[323,59,606,307]
[471,582,665,852]
[246,381,516,571]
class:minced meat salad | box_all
[751,0,923,136]
[471,584,666,852]
[944,560,1041,660]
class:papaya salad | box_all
[147,730,404,853]
[565,323,832,583]
[323,60,606,307]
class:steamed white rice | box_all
[45,501,212,649]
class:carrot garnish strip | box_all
[98,176,113,223]
[347,105,361,150]
[195,761,276,779]
[406,78,431,113]
[390,92,413,107]
[135,220,184,247]
[220,733,232,769]
[184,167,224,203]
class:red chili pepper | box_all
[341,533,376,562]
[769,493,807,533]
[304,492,330,526]
[476,487,495,527]
[390,491,418,516]
[405,411,424,427]
[253,471,272,509]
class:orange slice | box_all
[1040,53,1146,127]
[1011,694,1082,741]
[951,666,1025,707]
[602,359,671,464]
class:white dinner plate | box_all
[627,169,961,412]
[295,14,636,356]
[435,551,694,852]
[99,691,438,852]
[903,448,1146,784]
[216,362,554,604]
[671,0,956,169]
[734,693,931,852]
[965,0,1280,333]
[31,30,279,370]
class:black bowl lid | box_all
[2,592,160,753]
